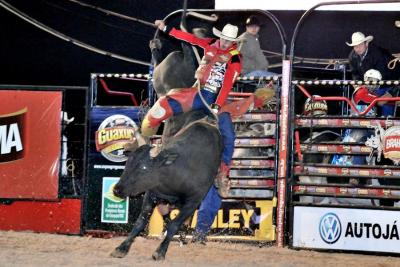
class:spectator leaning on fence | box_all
[238,16,275,78]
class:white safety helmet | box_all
[363,69,382,93]
[363,69,382,81]
[303,95,328,116]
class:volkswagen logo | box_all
[319,213,341,244]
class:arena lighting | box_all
[215,0,400,11]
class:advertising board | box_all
[0,90,62,199]
[293,206,400,253]
[85,106,143,231]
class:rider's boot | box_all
[215,162,230,198]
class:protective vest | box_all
[195,47,239,94]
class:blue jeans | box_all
[196,186,221,235]
[194,112,235,236]
[191,90,235,165]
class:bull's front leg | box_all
[152,201,198,261]
[111,192,155,258]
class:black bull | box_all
[111,110,222,260]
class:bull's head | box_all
[113,132,178,198]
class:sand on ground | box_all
[0,230,399,267]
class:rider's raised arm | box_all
[168,28,213,49]
[155,21,211,49]
[155,19,213,48]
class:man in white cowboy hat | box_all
[145,20,242,243]
[347,31,394,80]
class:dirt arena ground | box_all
[1,230,400,267]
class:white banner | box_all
[215,0,400,11]
[293,206,400,253]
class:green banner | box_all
[101,177,129,223]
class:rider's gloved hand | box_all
[210,103,220,115]
[154,20,166,31]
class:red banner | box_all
[0,90,62,199]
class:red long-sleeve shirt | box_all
[168,27,241,107]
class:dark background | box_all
[1,0,400,86]
[0,0,214,86]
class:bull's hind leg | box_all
[152,201,198,261]
[111,192,155,258]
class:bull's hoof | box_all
[110,248,128,258]
[152,251,165,261]
[191,233,207,245]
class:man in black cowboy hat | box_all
[239,15,274,77]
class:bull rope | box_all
[178,0,202,66]
[178,0,217,121]
[63,0,365,69]
[33,0,400,70]
[64,0,355,69]
[0,0,151,66]
[388,56,400,70]
[66,0,218,28]
[196,81,219,122]
[172,117,219,139]
[67,0,215,66]
[65,0,157,28]
[264,50,400,70]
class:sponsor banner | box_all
[276,59,291,247]
[0,90,61,199]
[383,126,400,163]
[300,144,372,154]
[88,107,141,166]
[85,107,144,230]
[101,177,129,223]
[294,165,400,178]
[293,206,400,253]
[365,126,400,165]
[0,108,26,162]
[148,199,276,241]
[95,114,137,163]
[294,185,400,198]
[296,117,400,128]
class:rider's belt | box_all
[202,84,218,93]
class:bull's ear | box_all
[156,151,179,166]
[164,153,179,165]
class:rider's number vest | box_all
[195,47,239,93]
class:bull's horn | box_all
[132,121,147,147]
[123,141,138,152]
[135,131,147,147]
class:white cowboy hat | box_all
[346,31,373,46]
[212,23,240,42]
